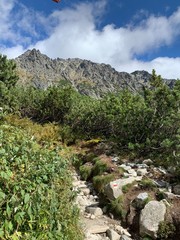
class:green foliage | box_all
[92,160,108,176]
[0,124,83,239]
[139,178,156,190]
[108,196,126,220]
[122,182,135,193]
[1,65,180,177]
[157,221,176,239]
[0,54,19,88]
[40,86,76,123]
[5,115,61,144]
[79,165,92,181]
[93,174,115,193]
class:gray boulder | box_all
[132,192,149,210]
[140,200,166,239]
[104,177,142,200]
[85,206,103,217]
[173,184,180,195]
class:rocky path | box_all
[72,171,132,240]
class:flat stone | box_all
[88,224,109,234]
[107,229,120,240]
[86,206,103,216]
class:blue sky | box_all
[1,0,180,78]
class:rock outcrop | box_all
[104,177,142,200]
[15,49,176,98]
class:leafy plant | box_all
[0,123,83,239]
[157,221,176,239]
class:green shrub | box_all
[157,221,176,239]
[108,196,127,220]
[79,165,93,181]
[93,174,115,193]
[139,178,156,190]
[92,160,108,176]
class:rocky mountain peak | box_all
[15,49,176,97]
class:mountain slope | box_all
[15,49,175,97]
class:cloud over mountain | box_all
[1,0,180,79]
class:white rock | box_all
[86,207,103,217]
[104,176,142,200]
[81,187,91,196]
[137,168,147,176]
[140,200,166,238]
[106,229,120,240]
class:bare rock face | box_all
[140,200,166,239]
[14,49,175,98]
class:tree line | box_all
[0,54,180,178]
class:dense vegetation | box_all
[0,54,83,239]
[0,54,180,237]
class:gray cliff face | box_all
[15,49,175,97]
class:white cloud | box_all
[1,0,180,79]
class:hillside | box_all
[15,49,175,97]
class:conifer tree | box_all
[0,54,19,88]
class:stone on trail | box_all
[104,176,142,200]
[173,184,180,195]
[140,200,166,239]
[106,229,120,240]
[132,192,149,210]
[86,206,103,217]
[120,235,132,240]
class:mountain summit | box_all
[15,49,175,97]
